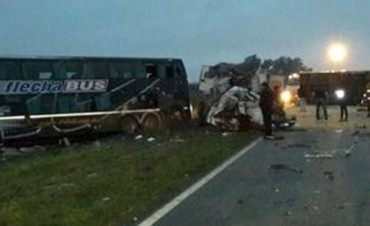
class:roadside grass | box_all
[0,126,257,226]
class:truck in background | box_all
[299,71,370,105]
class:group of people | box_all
[311,87,349,121]
[258,82,370,140]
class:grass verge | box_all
[0,126,257,226]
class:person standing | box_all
[259,82,275,139]
[313,87,328,120]
[335,88,348,121]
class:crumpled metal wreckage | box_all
[205,86,295,131]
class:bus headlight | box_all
[281,90,292,103]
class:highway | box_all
[142,106,370,226]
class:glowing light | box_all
[328,43,347,63]
[281,90,292,103]
[335,89,345,99]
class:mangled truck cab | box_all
[198,63,295,131]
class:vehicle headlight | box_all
[280,90,292,103]
[335,89,345,99]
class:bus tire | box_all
[142,113,161,131]
[120,116,139,134]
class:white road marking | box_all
[137,137,263,226]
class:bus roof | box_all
[0,55,182,62]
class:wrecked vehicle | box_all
[198,58,295,131]
[0,56,191,146]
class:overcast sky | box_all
[1,0,370,82]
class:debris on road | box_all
[222,132,231,137]
[147,137,156,142]
[304,144,356,159]
[169,137,186,143]
[355,124,367,129]
[60,137,71,147]
[324,171,335,181]
[93,140,101,147]
[135,134,143,140]
[102,197,111,202]
[284,143,312,149]
[270,163,303,173]
[304,153,334,159]
[1,147,21,156]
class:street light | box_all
[328,43,347,64]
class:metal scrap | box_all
[324,171,335,181]
[270,164,303,173]
[304,144,355,159]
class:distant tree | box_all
[261,59,274,70]
[205,55,311,86]
[267,56,312,75]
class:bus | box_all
[0,56,191,145]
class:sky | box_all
[1,0,370,82]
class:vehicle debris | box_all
[1,147,21,156]
[304,144,355,159]
[284,143,312,149]
[102,197,111,202]
[356,125,367,129]
[222,132,231,137]
[91,141,101,147]
[304,153,334,159]
[198,59,296,131]
[270,164,303,173]
[135,134,143,140]
[60,137,71,147]
[147,137,156,142]
[324,171,335,181]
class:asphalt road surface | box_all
[150,106,370,226]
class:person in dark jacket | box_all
[335,88,348,121]
[259,82,275,139]
[312,87,328,120]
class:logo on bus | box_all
[0,80,108,94]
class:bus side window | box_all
[23,61,53,80]
[109,63,134,79]
[0,62,5,79]
[84,61,109,78]
[53,61,67,79]
[4,61,22,79]
[174,65,184,78]
[135,63,146,78]
[145,64,158,79]
[166,65,175,78]
[65,61,83,79]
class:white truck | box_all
[198,66,295,131]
